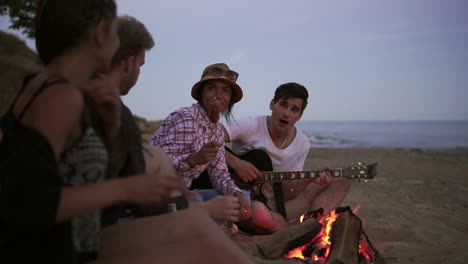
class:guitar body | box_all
[226,148,275,206]
[190,148,276,206]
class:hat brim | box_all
[191,77,243,104]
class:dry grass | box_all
[0,31,42,116]
[0,31,161,136]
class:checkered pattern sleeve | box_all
[206,127,241,194]
[148,111,201,188]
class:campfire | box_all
[236,206,386,264]
[285,210,339,261]
[283,207,378,264]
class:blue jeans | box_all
[192,189,251,204]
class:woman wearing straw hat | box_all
[149,63,251,231]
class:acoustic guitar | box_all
[190,148,377,213]
[226,148,377,208]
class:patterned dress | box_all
[58,122,108,253]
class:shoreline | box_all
[309,146,468,157]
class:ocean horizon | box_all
[295,120,468,150]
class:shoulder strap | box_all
[5,74,35,114]
[16,78,68,121]
[273,182,287,219]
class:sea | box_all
[295,120,468,150]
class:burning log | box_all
[257,218,322,260]
[324,210,362,264]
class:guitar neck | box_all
[256,169,343,183]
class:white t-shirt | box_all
[223,116,311,171]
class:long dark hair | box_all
[35,0,117,64]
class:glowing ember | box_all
[359,237,373,261]
[299,214,305,223]
[353,204,361,214]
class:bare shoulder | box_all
[21,81,86,158]
[25,81,84,125]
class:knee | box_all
[333,178,352,193]
[302,182,325,202]
[249,202,276,231]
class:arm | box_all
[149,111,220,188]
[149,112,200,178]
[83,75,122,150]
[16,83,184,224]
[221,121,261,182]
[207,144,240,194]
[225,150,261,182]
[205,132,251,220]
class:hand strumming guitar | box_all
[225,151,262,182]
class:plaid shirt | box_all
[149,103,240,194]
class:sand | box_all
[303,148,468,264]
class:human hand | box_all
[187,141,220,167]
[312,168,332,185]
[204,195,240,222]
[141,144,199,200]
[121,171,186,205]
[234,159,261,182]
[234,191,252,220]
[83,74,121,130]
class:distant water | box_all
[296,121,468,150]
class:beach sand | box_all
[304,148,468,264]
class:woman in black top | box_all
[0,1,185,263]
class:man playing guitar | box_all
[222,82,351,234]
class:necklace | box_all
[267,116,289,149]
[277,129,289,149]
[278,129,289,149]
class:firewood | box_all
[250,256,304,264]
[257,219,322,259]
[325,210,362,264]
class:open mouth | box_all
[279,119,289,126]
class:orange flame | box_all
[286,245,307,259]
[285,210,338,261]
[316,210,338,259]
[285,206,374,263]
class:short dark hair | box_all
[272,82,309,112]
[35,0,117,64]
[111,15,154,66]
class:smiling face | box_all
[200,80,233,123]
[269,97,304,132]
